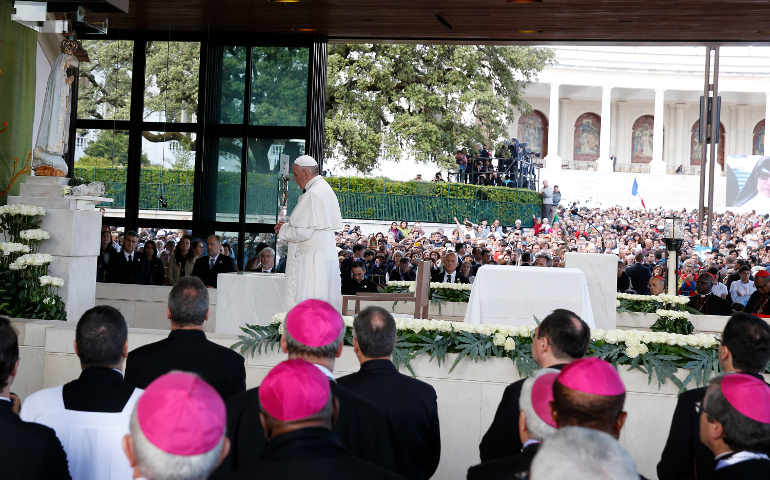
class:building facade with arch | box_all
[510,47,770,174]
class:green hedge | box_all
[72,167,540,225]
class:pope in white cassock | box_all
[274,155,343,312]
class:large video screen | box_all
[726,155,770,210]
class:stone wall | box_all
[10,318,757,480]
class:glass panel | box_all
[139,131,196,219]
[219,45,248,124]
[72,129,129,215]
[77,40,133,120]
[214,231,241,271]
[216,137,243,222]
[144,41,201,123]
[250,46,309,126]
[245,138,305,223]
[243,232,279,272]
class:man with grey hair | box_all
[431,251,469,283]
[124,276,245,400]
[274,155,344,312]
[123,372,231,480]
[534,252,552,267]
[338,306,441,480]
[467,368,558,480]
[252,247,276,273]
[530,427,639,480]
[214,299,406,479]
[191,235,237,288]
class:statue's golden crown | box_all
[60,37,78,55]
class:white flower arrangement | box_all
[386,280,472,292]
[0,204,45,216]
[20,229,50,241]
[655,309,690,320]
[591,328,718,352]
[617,292,689,305]
[9,253,54,270]
[0,242,30,256]
[39,275,64,288]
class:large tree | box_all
[325,44,554,173]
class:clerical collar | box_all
[0,396,10,402]
[715,451,770,470]
[313,363,335,381]
[304,175,323,191]
[522,439,541,450]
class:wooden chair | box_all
[342,260,431,318]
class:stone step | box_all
[7,196,81,210]
[26,175,69,186]
[18,183,64,198]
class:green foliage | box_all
[250,47,309,127]
[650,316,695,335]
[144,42,200,122]
[78,40,134,120]
[231,322,282,357]
[326,44,555,173]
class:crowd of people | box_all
[3,299,770,480]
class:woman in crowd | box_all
[461,261,475,283]
[191,239,205,261]
[166,235,196,286]
[143,239,165,286]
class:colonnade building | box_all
[511,47,770,175]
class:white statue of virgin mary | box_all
[32,38,77,177]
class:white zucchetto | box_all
[294,155,318,167]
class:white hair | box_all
[130,409,225,480]
[530,427,639,480]
[518,368,559,442]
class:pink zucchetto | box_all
[557,357,626,396]
[259,358,331,422]
[722,374,770,424]
[285,299,344,347]
[531,372,558,427]
[136,372,226,456]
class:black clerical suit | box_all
[431,269,470,284]
[105,250,151,285]
[467,441,540,480]
[191,254,238,288]
[221,427,405,480]
[341,277,379,295]
[0,398,71,480]
[337,359,441,480]
[64,367,136,412]
[687,294,732,316]
[389,267,416,282]
[625,263,652,295]
[479,364,566,462]
[618,271,631,293]
[212,380,409,480]
[657,372,768,480]
[124,329,246,400]
[703,458,770,479]
[97,244,118,283]
[744,290,770,316]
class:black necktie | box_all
[128,254,133,263]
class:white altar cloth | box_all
[215,272,287,334]
[463,266,595,327]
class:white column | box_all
[559,98,571,163]
[765,94,770,155]
[675,104,685,168]
[611,101,618,160]
[544,83,561,169]
[616,101,627,166]
[728,105,736,158]
[665,104,674,168]
[737,105,748,155]
[596,86,613,172]
[650,89,666,175]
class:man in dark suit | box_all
[191,235,238,288]
[124,276,246,400]
[467,369,559,480]
[106,230,151,284]
[658,312,770,480]
[389,257,416,282]
[340,244,365,280]
[338,306,440,480]
[341,261,379,295]
[21,306,142,480]
[212,299,408,480]
[222,358,404,480]
[431,252,469,284]
[0,317,71,480]
[697,374,770,479]
[625,252,652,294]
[251,247,276,273]
[479,309,590,462]
[687,273,732,316]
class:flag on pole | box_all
[631,178,646,209]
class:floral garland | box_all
[617,292,697,335]
[0,205,65,320]
[232,313,733,391]
[382,280,472,306]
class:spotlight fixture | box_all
[515,30,542,33]
[508,0,542,3]
[291,28,316,31]
[267,0,301,2]
[435,15,452,29]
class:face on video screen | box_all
[726,155,770,209]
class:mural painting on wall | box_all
[631,115,654,163]
[517,110,548,158]
[691,121,726,169]
[754,120,765,156]
[573,113,600,161]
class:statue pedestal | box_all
[7,176,109,322]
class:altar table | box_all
[215,272,287,334]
